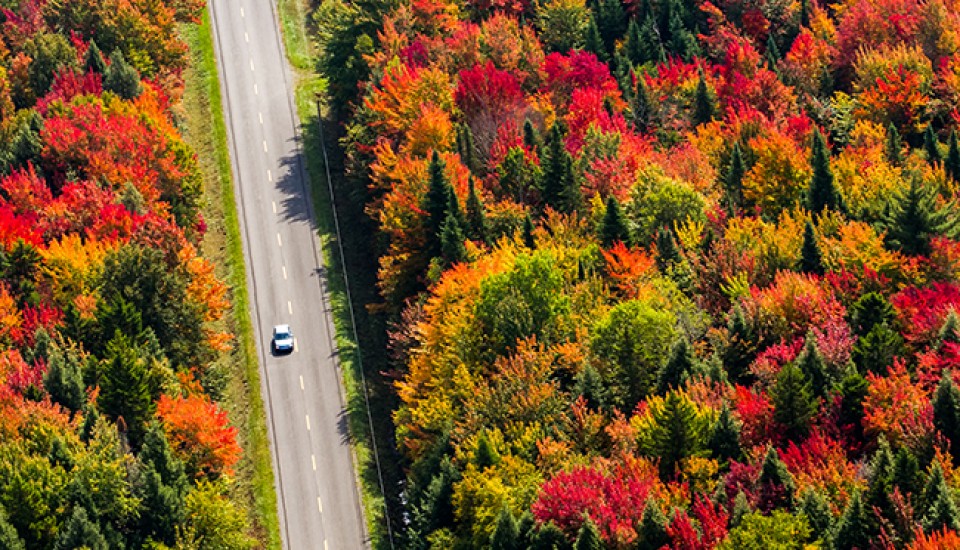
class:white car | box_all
[272,324,294,354]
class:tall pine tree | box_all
[656,337,695,394]
[423,151,453,257]
[771,362,817,441]
[490,507,520,550]
[947,130,960,182]
[925,125,942,165]
[540,123,580,213]
[798,220,825,275]
[600,195,631,246]
[692,69,717,125]
[465,177,490,244]
[886,123,903,165]
[806,128,843,214]
[574,520,602,550]
[884,174,960,256]
[934,373,960,456]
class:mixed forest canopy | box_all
[0,0,255,548]
[315,0,960,545]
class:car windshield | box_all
[275,328,291,339]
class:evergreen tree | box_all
[596,0,627,55]
[771,363,817,441]
[757,447,797,511]
[798,220,825,276]
[764,34,781,69]
[893,447,922,501]
[922,461,950,512]
[517,513,536,548]
[925,125,942,165]
[725,142,745,211]
[865,438,895,526]
[638,15,665,64]
[645,392,711,480]
[540,123,580,213]
[531,522,567,550]
[574,520,602,550]
[457,124,477,174]
[799,0,810,27]
[625,18,644,64]
[692,69,717,125]
[637,501,670,550]
[947,130,960,182]
[656,337,695,394]
[522,213,536,249]
[655,226,681,269]
[584,16,606,61]
[838,369,868,434]
[600,195,631,246]
[423,151,453,257]
[729,491,751,528]
[885,123,903,165]
[103,50,142,100]
[44,346,86,413]
[84,40,106,74]
[798,488,832,541]
[884,174,960,256]
[53,507,107,550]
[923,489,960,533]
[709,404,742,464]
[465,178,490,244]
[474,431,500,470]
[440,211,467,267]
[491,507,520,550]
[98,331,155,448]
[632,74,657,133]
[806,128,843,214]
[934,373,960,455]
[851,322,903,374]
[523,119,542,152]
[724,306,758,384]
[409,457,459,538]
[575,363,610,411]
[849,292,896,337]
[0,506,24,550]
[939,310,960,348]
[795,334,829,398]
[834,492,871,550]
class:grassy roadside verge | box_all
[180,10,282,549]
[276,1,402,548]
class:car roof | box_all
[274,324,291,333]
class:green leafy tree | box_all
[600,195,631,246]
[631,74,657,133]
[656,337,695,394]
[575,364,610,411]
[457,124,477,174]
[53,507,107,550]
[806,128,843,214]
[474,431,500,470]
[574,519,602,550]
[923,489,960,533]
[137,423,187,545]
[724,306,759,384]
[531,522,567,550]
[851,322,903,374]
[798,220,825,275]
[771,363,817,441]
[838,369,868,435]
[655,226,681,269]
[596,0,627,54]
[939,310,960,348]
[729,491,751,528]
[884,174,960,256]
[625,19,644,64]
[181,481,256,549]
[98,331,156,448]
[637,500,670,550]
[849,292,896,337]
[925,125,942,165]
[922,461,951,512]
[104,50,142,100]
[865,439,896,528]
[720,510,812,550]
[591,298,676,409]
[893,447,922,501]
[523,119,542,152]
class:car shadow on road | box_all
[273,141,315,226]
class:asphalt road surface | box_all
[208,1,368,548]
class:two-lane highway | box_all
[208,1,367,548]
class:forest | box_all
[313,0,960,545]
[0,0,256,548]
